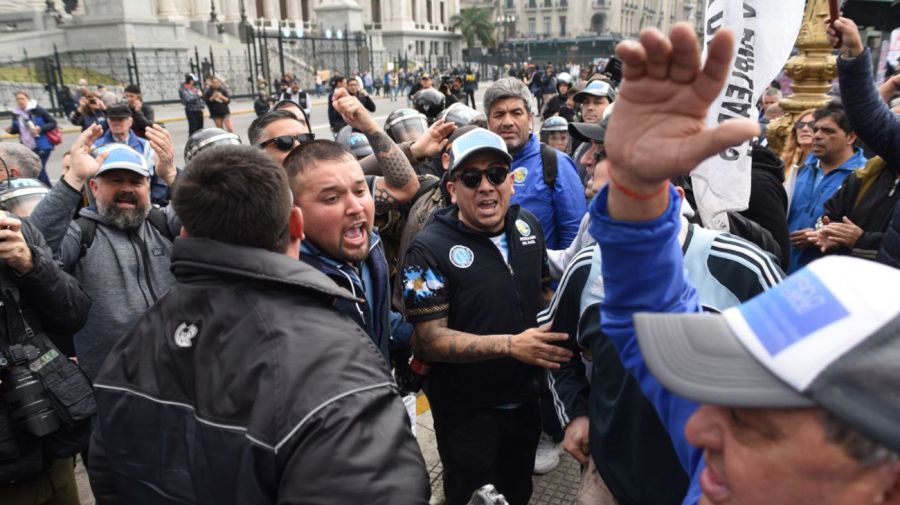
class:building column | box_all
[220,0,242,21]
[157,0,182,18]
[263,0,280,19]
[285,0,302,20]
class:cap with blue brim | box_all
[96,145,150,178]
[447,128,512,177]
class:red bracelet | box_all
[608,170,670,200]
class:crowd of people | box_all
[2,14,900,505]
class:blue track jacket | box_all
[588,185,704,505]
[787,148,866,272]
[510,133,586,249]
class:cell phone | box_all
[828,0,842,49]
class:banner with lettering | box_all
[690,0,804,230]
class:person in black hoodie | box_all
[739,145,790,269]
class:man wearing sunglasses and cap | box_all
[401,127,572,505]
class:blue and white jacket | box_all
[510,133,586,250]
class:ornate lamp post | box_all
[766,0,836,153]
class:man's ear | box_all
[8,167,21,178]
[675,185,686,200]
[289,206,304,241]
[441,152,450,171]
[847,131,859,147]
[446,180,458,205]
[88,178,99,195]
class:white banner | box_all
[690,0,804,230]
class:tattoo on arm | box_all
[374,186,397,216]
[365,130,413,189]
[415,318,511,363]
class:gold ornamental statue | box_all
[767,0,837,153]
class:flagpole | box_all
[767,0,837,153]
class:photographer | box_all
[0,201,92,504]
[70,92,108,132]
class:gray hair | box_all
[483,77,533,116]
[764,87,782,99]
[821,410,900,468]
[0,143,42,179]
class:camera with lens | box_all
[0,344,61,438]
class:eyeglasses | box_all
[454,166,509,189]
[592,144,607,164]
[794,120,815,131]
[258,133,315,152]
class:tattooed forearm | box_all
[365,130,414,189]
[415,319,512,363]
[374,187,397,216]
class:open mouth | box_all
[115,195,138,208]
[342,222,368,247]
[699,459,731,503]
[476,199,499,216]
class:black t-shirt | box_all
[204,87,231,117]
[402,206,550,412]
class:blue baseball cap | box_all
[96,145,150,178]
[446,127,512,177]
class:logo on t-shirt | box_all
[512,167,528,185]
[174,322,199,348]
[515,219,531,237]
[449,245,475,268]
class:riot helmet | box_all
[556,72,574,94]
[413,88,446,124]
[184,128,241,164]
[540,116,570,151]
[336,125,374,159]
[0,178,49,217]
[439,103,485,128]
[384,108,429,143]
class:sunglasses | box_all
[258,133,315,152]
[795,120,815,131]
[454,166,509,189]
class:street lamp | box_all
[495,14,516,45]
[210,0,226,34]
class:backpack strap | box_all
[147,207,175,242]
[75,208,173,259]
[540,143,558,191]
[75,217,97,259]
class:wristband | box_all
[608,170,669,200]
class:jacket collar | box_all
[171,237,358,302]
[433,205,521,237]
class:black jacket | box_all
[0,218,92,482]
[877,199,900,268]
[739,145,789,269]
[88,238,429,505]
[130,103,154,138]
[402,206,550,412]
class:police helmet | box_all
[384,108,429,143]
[573,79,616,103]
[556,72,574,93]
[336,125,374,159]
[184,128,241,163]
[540,116,570,144]
[439,103,485,128]
[0,178,49,217]
[413,88,446,123]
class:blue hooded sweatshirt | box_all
[588,185,704,505]
[509,133,586,250]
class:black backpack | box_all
[76,207,174,258]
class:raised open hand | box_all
[604,24,759,196]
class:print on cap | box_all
[738,269,849,356]
[449,245,475,268]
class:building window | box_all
[372,0,382,24]
[440,2,445,23]
[411,0,417,21]
[543,16,550,34]
[301,0,310,20]
[544,0,551,7]
[444,42,452,55]
[528,17,536,35]
[559,16,566,36]
[416,40,425,54]
[528,0,536,8]
[427,0,433,23]
[560,0,567,6]
[506,0,514,8]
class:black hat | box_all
[107,102,132,119]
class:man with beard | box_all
[484,78,586,250]
[282,91,420,359]
[28,124,179,382]
[93,103,176,206]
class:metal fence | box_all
[0,26,383,118]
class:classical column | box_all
[220,0,242,21]
[263,0,281,19]
[157,0,182,19]
[285,0,302,20]
[766,0,836,153]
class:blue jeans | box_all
[34,148,51,186]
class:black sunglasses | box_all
[794,120,815,131]
[455,166,509,189]
[259,133,315,152]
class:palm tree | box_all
[451,7,496,49]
